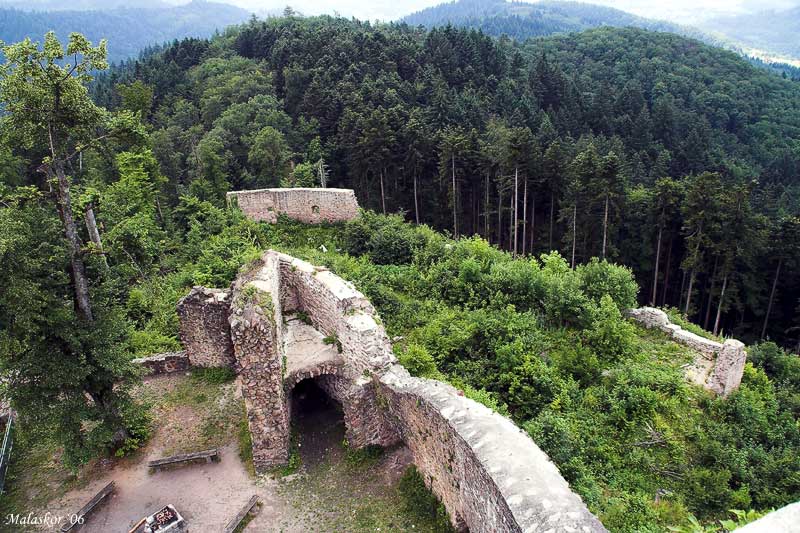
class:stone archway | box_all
[289,376,346,465]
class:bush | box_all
[585,295,636,363]
[577,258,639,310]
[398,343,439,378]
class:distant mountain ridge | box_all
[0,0,251,63]
[403,0,697,41]
[702,5,800,64]
[402,0,800,78]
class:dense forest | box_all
[403,0,800,80]
[0,0,251,63]
[1,14,800,533]
[88,16,800,350]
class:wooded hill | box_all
[88,16,800,350]
[402,0,800,79]
[0,0,251,63]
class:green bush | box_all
[585,295,636,363]
[398,343,439,378]
[577,258,639,310]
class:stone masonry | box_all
[627,307,747,396]
[177,287,235,368]
[177,250,607,532]
[226,188,359,224]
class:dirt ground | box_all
[5,372,430,533]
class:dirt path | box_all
[7,372,436,533]
[45,442,285,533]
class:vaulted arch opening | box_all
[290,376,346,466]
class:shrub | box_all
[577,258,639,310]
[398,343,439,378]
[585,295,636,364]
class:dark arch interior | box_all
[290,377,345,466]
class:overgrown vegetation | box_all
[1,15,800,532]
[398,466,456,533]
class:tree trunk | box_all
[522,177,528,256]
[571,204,577,269]
[514,167,519,256]
[485,174,490,240]
[549,191,555,251]
[452,155,458,238]
[602,193,609,259]
[53,162,93,322]
[84,203,109,271]
[497,188,503,249]
[762,258,782,339]
[685,270,695,317]
[662,234,674,307]
[380,169,386,214]
[704,257,719,331]
[713,272,728,337]
[651,213,664,306]
[413,173,420,224]
[530,193,536,254]
[508,192,514,252]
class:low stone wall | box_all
[227,188,359,224]
[132,351,190,375]
[627,307,746,396]
[177,287,235,368]
[380,365,606,532]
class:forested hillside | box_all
[90,17,800,350]
[402,0,800,80]
[0,0,251,63]
[2,18,800,533]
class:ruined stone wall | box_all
[379,365,606,533]
[275,252,395,376]
[177,287,235,368]
[229,253,289,471]
[273,251,399,448]
[179,251,606,530]
[132,351,190,375]
[226,188,359,224]
[627,307,746,396]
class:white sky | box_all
[214,0,800,23]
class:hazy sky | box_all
[217,0,800,23]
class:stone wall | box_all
[380,365,606,533]
[177,287,235,368]
[226,188,359,224]
[132,351,190,375]
[229,253,290,471]
[627,307,747,396]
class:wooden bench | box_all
[60,481,115,532]
[147,448,220,471]
[222,495,259,533]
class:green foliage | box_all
[398,466,455,533]
[584,295,637,363]
[397,344,439,378]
